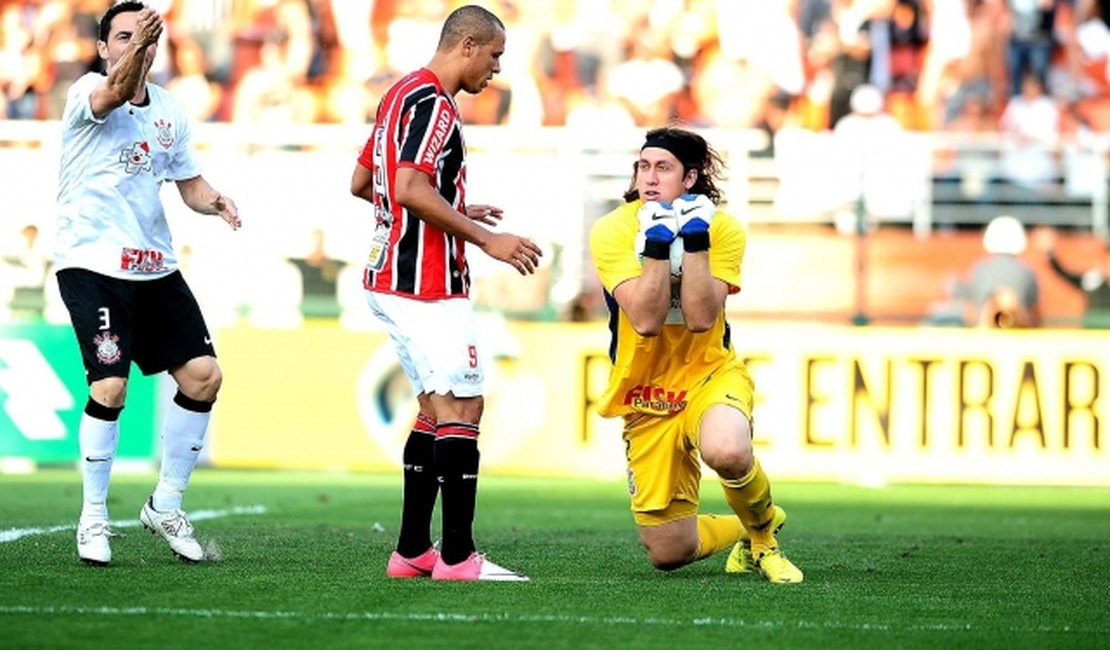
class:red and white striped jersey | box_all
[357,68,470,300]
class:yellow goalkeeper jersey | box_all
[589,200,747,419]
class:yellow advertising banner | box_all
[210,320,1110,486]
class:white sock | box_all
[79,414,119,522]
[151,400,209,512]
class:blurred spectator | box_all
[605,20,684,126]
[167,0,235,85]
[41,0,105,119]
[881,0,932,128]
[226,0,315,121]
[887,0,929,93]
[796,0,835,39]
[1033,225,1110,327]
[563,65,636,132]
[1047,0,1085,101]
[686,43,771,128]
[231,31,317,125]
[942,90,1000,200]
[916,0,972,128]
[0,0,1105,135]
[325,0,387,121]
[1072,0,1110,128]
[717,0,807,99]
[1058,99,1110,196]
[962,214,1042,327]
[751,91,798,158]
[811,0,876,130]
[488,0,545,127]
[0,0,62,119]
[288,228,345,319]
[165,35,222,121]
[942,0,1008,127]
[1,222,49,320]
[456,2,545,129]
[832,83,921,220]
[382,0,447,76]
[998,71,1060,190]
[1004,0,1061,95]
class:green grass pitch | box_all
[1,469,1107,649]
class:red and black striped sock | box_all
[435,421,480,565]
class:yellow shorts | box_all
[622,360,754,527]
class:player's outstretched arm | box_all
[176,175,241,230]
[89,8,162,118]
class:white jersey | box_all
[54,72,201,280]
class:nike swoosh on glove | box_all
[638,200,677,244]
[674,193,714,237]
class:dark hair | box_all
[623,127,726,204]
[438,5,504,51]
[99,1,146,43]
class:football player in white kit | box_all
[54,2,240,566]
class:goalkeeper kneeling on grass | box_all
[588,126,803,583]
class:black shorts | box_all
[56,268,216,383]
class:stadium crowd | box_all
[3,0,1109,329]
[2,0,1110,136]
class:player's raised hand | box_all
[482,232,543,275]
[466,203,503,227]
[213,193,241,230]
[134,8,164,48]
[673,193,714,238]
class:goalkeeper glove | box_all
[674,193,714,252]
[637,200,677,260]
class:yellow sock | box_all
[694,514,743,561]
[720,458,777,551]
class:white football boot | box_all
[139,498,204,563]
[76,519,115,566]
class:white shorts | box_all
[365,292,484,397]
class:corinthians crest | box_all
[154,118,174,148]
[93,331,122,365]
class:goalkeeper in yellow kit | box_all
[588,127,802,583]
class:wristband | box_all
[682,231,709,253]
[642,239,671,260]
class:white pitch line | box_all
[0,605,1092,635]
[0,505,267,543]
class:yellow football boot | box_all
[753,547,804,584]
[724,505,788,574]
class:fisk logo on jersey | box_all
[154,119,174,148]
[120,141,152,174]
[622,384,688,413]
[120,247,165,273]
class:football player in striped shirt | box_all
[351,5,541,582]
